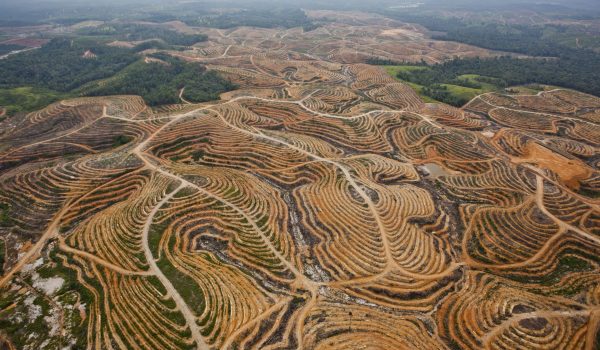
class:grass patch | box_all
[383,65,430,75]
[384,65,507,106]
[112,135,133,148]
[457,74,503,91]
[156,227,205,314]
[0,86,66,118]
[439,83,484,102]
[157,254,205,314]
[384,64,506,105]
[148,218,171,258]
[381,65,439,103]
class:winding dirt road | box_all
[140,182,209,350]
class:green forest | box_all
[376,63,505,106]
[380,14,600,98]
[77,23,208,47]
[186,8,319,31]
[0,44,26,56]
[0,38,137,92]
[0,38,234,111]
[80,54,235,105]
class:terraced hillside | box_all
[0,12,599,350]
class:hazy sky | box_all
[1,0,597,21]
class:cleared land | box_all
[0,11,599,350]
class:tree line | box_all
[0,38,235,108]
[0,38,137,92]
[82,53,236,106]
[376,14,600,97]
[186,8,319,31]
[77,23,208,47]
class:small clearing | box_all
[511,142,591,190]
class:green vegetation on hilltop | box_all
[77,23,208,46]
[187,8,319,31]
[387,15,589,55]
[541,25,600,50]
[0,38,234,111]
[378,64,504,106]
[0,87,66,118]
[398,56,600,102]
[431,84,484,105]
[381,65,439,103]
[80,54,235,106]
[0,38,137,92]
[380,14,600,97]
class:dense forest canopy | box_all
[0,37,234,108]
[80,54,236,105]
[77,23,208,46]
[0,44,26,56]
[184,8,319,31]
[0,38,137,92]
